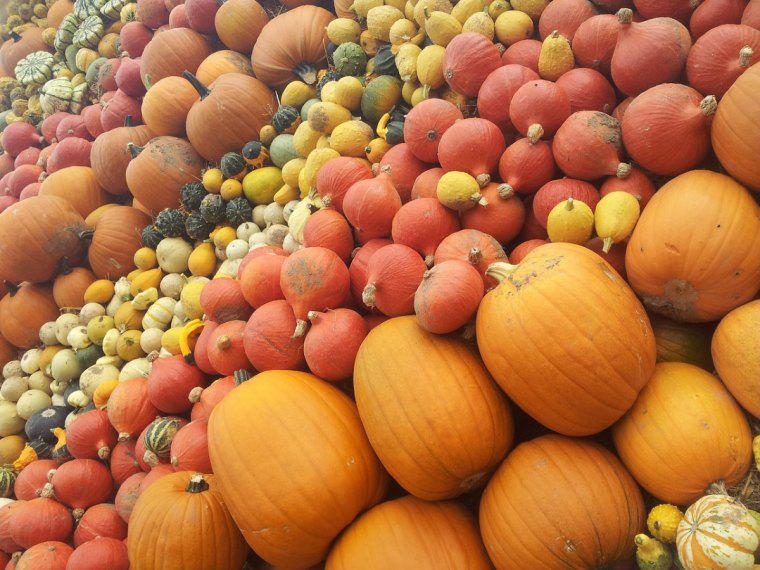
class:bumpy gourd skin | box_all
[634,534,673,570]
[647,504,684,543]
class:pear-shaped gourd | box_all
[594,191,640,253]
[538,30,575,81]
[634,534,673,570]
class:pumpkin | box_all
[67,537,129,570]
[47,459,114,518]
[90,117,154,195]
[208,370,388,568]
[128,471,248,570]
[403,97,463,164]
[0,283,60,350]
[38,166,110,219]
[414,260,484,334]
[611,362,752,505]
[479,434,645,569]
[140,75,198,137]
[125,136,205,214]
[361,244,427,316]
[0,195,88,285]
[9,497,74,549]
[625,170,760,322]
[206,320,250,376]
[509,78,572,141]
[109,439,143,486]
[15,541,73,570]
[354,316,513,500]
[651,314,715,371]
[476,64,539,135]
[476,242,656,436]
[676,494,759,570]
[711,57,760,191]
[250,5,335,89]
[532,177,600,229]
[168,419,211,472]
[86,206,151,279]
[437,118,506,188]
[302,209,355,265]
[342,172,402,244]
[0,29,51,78]
[114,472,146,524]
[139,27,210,88]
[184,72,277,163]
[14,460,58,501]
[66,409,118,460]
[302,308,366,382]
[326,495,492,569]
[74,504,127,547]
[238,251,287,309]
[442,32,501,97]
[214,0,269,54]
[190,376,236,422]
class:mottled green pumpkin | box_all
[141,224,164,249]
[155,208,189,238]
[333,41,367,77]
[225,197,252,226]
[220,152,248,180]
[372,44,400,78]
[185,210,214,240]
[199,194,225,223]
[361,75,403,125]
[180,182,208,211]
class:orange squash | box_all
[354,315,514,501]
[476,241,656,436]
[139,27,211,89]
[214,0,269,54]
[195,50,254,84]
[326,495,493,569]
[625,169,760,322]
[0,282,60,349]
[612,362,752,505]
[52,266,97,310]
[207,370,388,569]
[86,206,152,279]
[711,299,760,419]
[711,60,760,191]
[141,76,199,137]
[128,471,248,570]
[38,166,111,219]
[479,434,645,569]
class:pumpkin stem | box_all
[526,123,544,144]
[3,281,19,296]
[293,62,318,85]
[362,282,377,309]
[73,508,85,521]
[307,310,320,321]
[705,479,728,496]
[739,46,754,68]
[188,386,203,403]
[616,162,632,179]
[124,115,133,127]
[216,335,232,350]
[186,473,210,493]
[143,450,160,467]
[616,7,633,25]
[699,95,717,117]
[485,261,519,283]
[292,318,308,338]
[233,369,251,385]
[472,192,488,207]
[97,445,111,460]
[78,229,94,241]
[475,173,491,187]
[118,431,131,441]
[40,482,55,498]
[9,31,22,42]
[468,247,483,265]
[423,254,434,267]
[602,237,614,254]
[497,183,514,199]
[182,70,211,100]
[126,142,144,159]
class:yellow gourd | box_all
[86,315,115,346]
[281,157,306,188]
[412,0,454,26]
[646,504,684,544]
[351,0,383,18]
[161,326,184,356]
[366,5,406,42]
[488,0,511,19]
[451,0,487,23]
[389,18,418,46]
[92,379,120,409]
[594,191,641,253]
[293,121,322,158]
[425,9,462,46]
[187,242,217,277]
[634,535,673,570]
[202,168,224,194]
[402,80,420,105]
[116,330,145,361]
[319,80,338,104]
[326,18,362,44]
[509,0,549,19]
[546,197,595,245]
[307,101,353,134]
[395,42,422,82]
[280,80,317,108]
[417,44,447,97]
[273,184,299,205]
[365,137,393,163]
[211,226,237,249]
[113,302,146,333]
[538,30,575,81]
[462,9,495,39]
[302,147,341,194]
[494,9,534,45]
[333,76,364,112]
[242,166,284,205]
[180,280,206,321]
[359,30,383,56]
[436,171,486,211]
[129,267,163,297]
[83,279,115,305]
[219,178,243,200]
[329,120,375,157]
[133,247,158,271]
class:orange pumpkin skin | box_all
[0,195,88,285]
[139,27,211,89]
[141,76,199,137]
[208,370,388,569]
[52,266,97,309]
[353,315,514,501]
[479,434,645,570]
[87,206,152,279]
[711,299,760,419]
[611,362,752,506]
[476,242,656,436]
[325,495,493,570]
[90,122,154,196]
[625,170,760,323]
[128,471,248,570]
[214,0,269,54]
[0,282,60,349]
[195,50,254,84]
[712,61,760,191]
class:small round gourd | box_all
[16,389,53,420]
[156,238,194,274]
[332,42,367,77]
[0,376,29,402]
[50,348,82,383]
[55,313,81,346]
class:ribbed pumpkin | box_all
[52,266,97,309]
[612,362,752,505]
[214,0,269,54]
[0,282,60,350]
[184,72,277,163]
[90,118,154,195]
[326,495,493,569]
[476,242,657,436]
[625,170,760,323]
[711,59,760,191]
[479,434,645,569]
[15,540,73,570]
[128,471,248,570]
[207,370,388,569]
[0,195,88,285]
[107,377,158,441]
[38,166,110,219]
[250,6,334,89]
[354,316,513,500]
[87,206,152,279]
[125,136,205,214]
[139,27,211,88]
[196,50,254,84]
[141,75,199,137]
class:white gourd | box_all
[20,349,42,374]
[50,348,82,382]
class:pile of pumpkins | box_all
[1,0,760,567]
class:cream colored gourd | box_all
[19,349,42,375]
[87,315,115,346]
[142,297,177,330]
[27,371,53,395]
[676,494,760,570]
[2,361,22,379]
[78,303,106,326]
[66,325,92,350]
[50,348,82,383]
[101,328,121,357]
[546,197,595,245]
[79,363,120,396]
[67,390,91,408]
[156,238,194,274]
[39,322,59,346]
[140,328,165,354]
[119,357,152,380]
[0,377,29,402]
[55,313,81,346]
[16,389,52,420]
[0,401,25,437]
[132,287,159,311]
[437,171,487,211]
[594,191,641,253]
[113,276,132,301]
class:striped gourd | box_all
[676,494,759,569]
[143,417,184,467]
[100,0,131,20]
[74,0,108,20]
[72,15,105,50]
[54,12,80,53]
[0,467,16,499]
[142,297,177,331]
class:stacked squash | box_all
[0,0,760,568]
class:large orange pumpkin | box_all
[139,27,211,89]
[325,495,493,569]
[38,166,111,219]
[86,206,152,279]
[611,362,752,506]
[712,299,760,420]
[0,195,88,284]
[711,61,760,191]
[140,76,198,137]
[250,5,334,89]
[479,434,645,569]
[0,282,60,349]
[353,315,514,501]
[475,242,657,436]
[214,0,269,54]
[128,471,248,570]
[207,370,388,569]
[625,170,760,323]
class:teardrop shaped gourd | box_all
[354,315,514,500]
[476,242,657,436]
[546,197,594,245]
[594,190,640,253]
[537,29,575,81]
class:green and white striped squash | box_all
[14,51,56,86]
[0,467,15,499]
[143,417,184,466]
[69,81,89,114]
[39,77,74,113]
[100,0,131,21]
[54,12,80,53]
[72,15,105,50]
[74,0,107,20]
